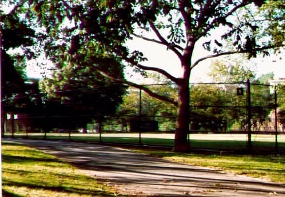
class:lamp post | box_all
[131,87,143,145]
[42,93,49,140]
[139,87,142,145]
[274,86,278,154]
[246,79,252,152]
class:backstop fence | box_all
[3,80,285,153]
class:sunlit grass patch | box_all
[6,133,285,153]
[2,142,123,197]
[133,149,285,184]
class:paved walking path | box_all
[5,139,285,196]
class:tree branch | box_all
[149,22,183,59]
[133,33,184,51]
[126,61,179,84]
[178,1,192,40]
[198,1,248,40]
[98,71,178,106]
[112,46,179,83]
[191,44,285,69]
[121,80,178,107]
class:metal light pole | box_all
[0,13,2,194]
[274,86,278,154]
[43,94,48,140]
[246,79,252,152]
[139,88,142,145]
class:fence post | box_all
[11,113,15,138]
[246,79,252,152]
[274,86,279,154]
[139,87,142,145]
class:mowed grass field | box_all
[4,133,285,153]
[132,148,285,184]
[2,137,285,197]
[2,141,125,197]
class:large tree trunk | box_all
[1,109,6,138]
[174,78,190,152]
[82,126,87,133]
[11,112,15,138]
[173,41,193,152]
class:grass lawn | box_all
[2,142,125,197]
[132,148,285,184]
[6,133,285,154]
[2,139,285,197]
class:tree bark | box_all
[82,126,87,133]
[174,78,190,152]
[1,109,6,138]
[11,112,15,138]
[173,40,193,152]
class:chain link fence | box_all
[3,80,285,153]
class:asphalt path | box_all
[5,139,285,197]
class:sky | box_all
[2,0,284,83]
[124,37,285,83]
[20,2,285,83]
[25,18,285,83]
[26,36,285,82]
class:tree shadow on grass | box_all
[59,143,285,196]
[5,139,285,197]
[2,142,27,146]
[2,190,25,197]
[189,139,285,154]
[2,154,59,164]
[2,142,121,197]
[3,173,120,197]
[3,180,117,197]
